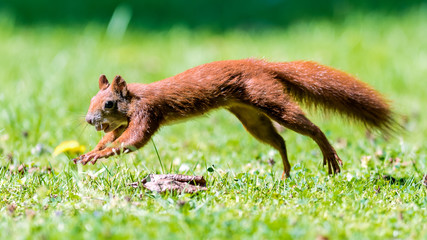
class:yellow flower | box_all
[53,140,85,156]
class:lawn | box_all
[0,8,426,239]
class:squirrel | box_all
[73,59,397,177]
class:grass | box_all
[0,8,427,239]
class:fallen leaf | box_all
[130,174,207,193]
[53,140,85,156]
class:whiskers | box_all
[70,113,91,139]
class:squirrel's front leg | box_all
[72,126,125,164]
[77,114,159,165]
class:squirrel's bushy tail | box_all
[268,61,398,134]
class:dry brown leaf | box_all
[130,174,207,193]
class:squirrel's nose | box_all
[85,116,93,125]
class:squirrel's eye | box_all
[104,101,114,109]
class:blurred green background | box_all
[1,0,426,30]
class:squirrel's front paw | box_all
[73,148,117,165]
[72,155,84,164]
[72,152,100,165]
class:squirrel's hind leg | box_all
[261,103,342,175]
[228,105,291,178]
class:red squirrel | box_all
[73,59,397,177]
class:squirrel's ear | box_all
[111,75,128,97]
[99,75,110,90]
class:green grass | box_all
[0,8,426,239]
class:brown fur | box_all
[73,59,397,176]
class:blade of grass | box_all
[151,138,164,174]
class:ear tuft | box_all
[99,75,110,90]
[111,75,128,97]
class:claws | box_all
[323,153,342,175]
[71,148,118,166]
[72,152,101,165]
[72,156,81,164]
[90,156,100,165]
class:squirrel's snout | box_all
[86,115,94,125]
